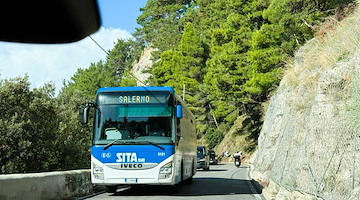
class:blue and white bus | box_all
[81,86,197,192]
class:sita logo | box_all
[116,153,138,162]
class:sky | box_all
[0,0,148,96]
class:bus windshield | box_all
[93,91,174,145]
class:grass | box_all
[281,1,360,112]
[213,115,258,160]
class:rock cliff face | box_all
[130,47,155,86]
[251,3,360,200]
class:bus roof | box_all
[96,86,175,94]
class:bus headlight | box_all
[159,161,173,179]
[93,163,104,180]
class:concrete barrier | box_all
[0,169,93,200]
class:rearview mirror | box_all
[0,0,101,43]
[81,106,90,124]
[176,105,183,118]
[81,103,94,124]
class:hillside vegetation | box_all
[135,0,355,154]
[0,0,356,174]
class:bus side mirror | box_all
[176,105,183,118]
[81,103,94,124]
[81,106,90,124]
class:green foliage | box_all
[61,61,113,98]
[204,127,224,149]
[56,89,92,170]
[150,22,211,136]
[136,0,192,59]
[136,0,353,150]
[107,38,144,77]
[151,22,205,94]
[0,76,59,173]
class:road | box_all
[81,163,264,200]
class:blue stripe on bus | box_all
[91,145,174,164]
[97,86,175,94]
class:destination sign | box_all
[119,96,150,103]
[97,92,170,105]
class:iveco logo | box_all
[106,163,157,170]
[119,163,143,169]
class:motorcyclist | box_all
[233,151,243,167]
[233,151,243,159]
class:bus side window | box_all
[176,117,181,141]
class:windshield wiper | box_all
[137,141,165,150]
[103,140,135,150]
[103,139,120,150]
[103,140,165,151]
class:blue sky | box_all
[98,0,148,33]
[0,0,148,96]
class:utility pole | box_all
[208,104,219,129]
[182,84,185,101]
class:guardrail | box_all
[0,169,92,200]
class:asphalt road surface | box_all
[81,163,264,200]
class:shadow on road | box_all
[196,168,228,172]
[110,177,262,197]
[175,177,262,196]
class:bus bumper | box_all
[91,155,180,186]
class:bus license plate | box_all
[125,178,137,183]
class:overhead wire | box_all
[87,36,172,108]
[88,35,148,87]
[89,35,109,56]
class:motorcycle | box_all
[234,156,241,168]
